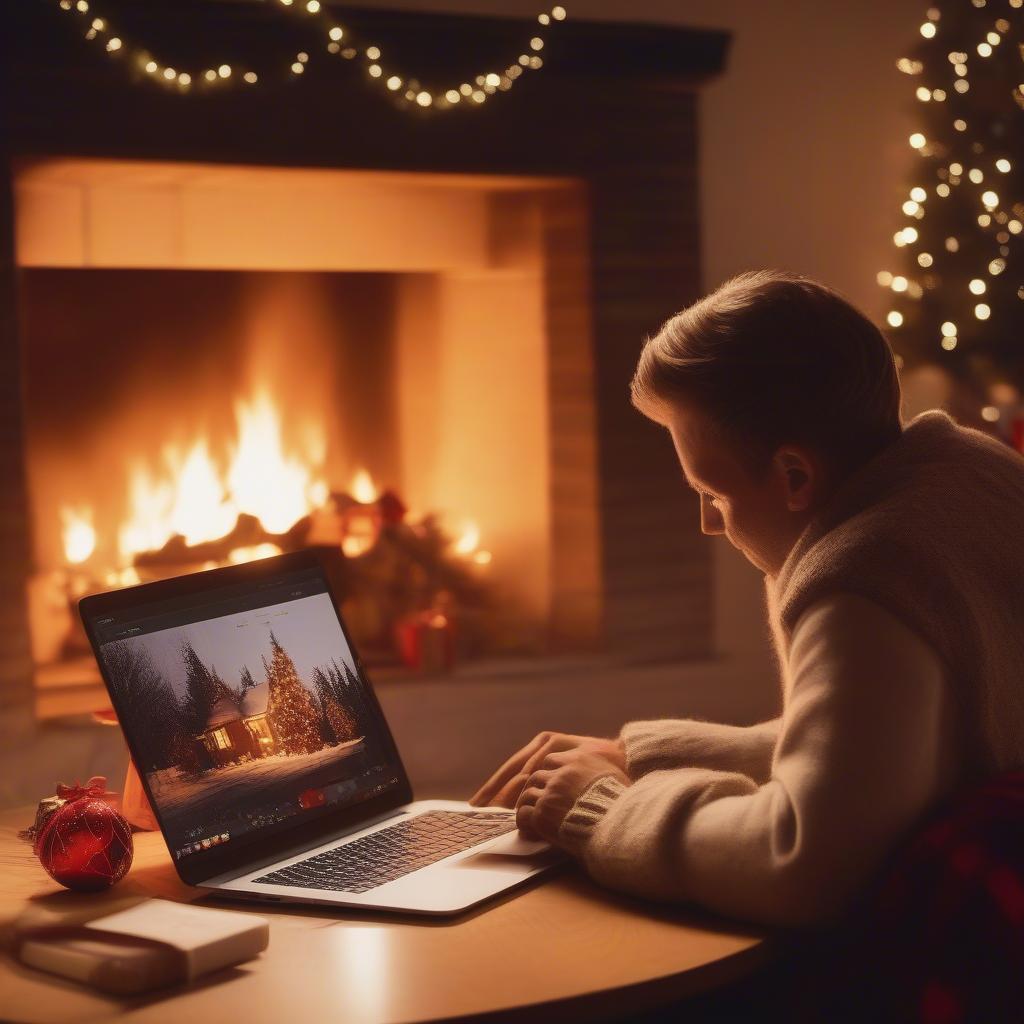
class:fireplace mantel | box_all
[2,2,730,712]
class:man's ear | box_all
[772,447,822,512]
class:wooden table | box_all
[0,806,771,1023]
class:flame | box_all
[170,440,238,546]
[113,387,330,567]
[61,507,96,564]
[308,479,330,508]
[341,535,373,558]
[118,445,238,561]
[351,468,378,504]
[228,392,317,534]
[453,521,480,555]
[119,465,174,561]
[68,386,493,580]
[104,567,141,588]
[228,543,283,564]
[452,521,491,567]
[340,486,380,558]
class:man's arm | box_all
[469,717,780,809]
[621,717,781,783]
[553,592,957,927]
[471,709,781,809]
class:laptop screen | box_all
[89,564,403,863]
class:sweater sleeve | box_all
[621,717,780,783]
[558,592,956,928]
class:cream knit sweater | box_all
[558,410,1024,927]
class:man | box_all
[470,270,1024,928]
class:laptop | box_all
[80,549,561,915]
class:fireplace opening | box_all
[16,158,602,703]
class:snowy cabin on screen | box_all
[192,634,361,770]
[198,681,275,768]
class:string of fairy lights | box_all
[50,0,568,112]
[880,1,1023,422]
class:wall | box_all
[348,0,926,711]
[6,1,929,727]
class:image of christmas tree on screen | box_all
[100,594,386,848]
[881,2,1024,430]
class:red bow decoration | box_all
[19,776,118,849]
[55,776,112,802]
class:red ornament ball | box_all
[35,797,134,892]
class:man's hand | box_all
[469,731,626,808]
[514,748,629,843]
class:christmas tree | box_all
[102,640,181,771]
[882,1,1024,433]
[180,639,236,736]
[264,632,322,755]
[325,696,359,743]
[341,659,373,733]
[237,665,258,699]
[311,666,360,743]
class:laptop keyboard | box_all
[253,810,517,894]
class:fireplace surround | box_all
[2,1,729,714]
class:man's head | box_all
[632,270,903,576]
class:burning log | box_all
[131,513,309,573]
[312,513,495,664]
[41,475,495,671]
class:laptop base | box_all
[204,800,566,916]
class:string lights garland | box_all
[879,1,1024,425]
[50,0,568,112]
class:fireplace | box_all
[18,158,599,670]
[2,2,730,716]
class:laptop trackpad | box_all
[456,832,562,873]
[478,831,550,857]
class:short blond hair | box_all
[631,270,903,477]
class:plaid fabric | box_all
[804,771,1024,1023]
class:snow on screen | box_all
[101,593,394,859]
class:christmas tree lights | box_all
[47,0,568,113]
[264,632,323,755]
[881,2,1024,427]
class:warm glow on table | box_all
[0,806,769,1023]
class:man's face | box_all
[660,401,817,577]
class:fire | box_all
[340,534,373,558]
[308,479,330,507]
[340,468,380,558]
[114,386,328,566]
[119,464,175,561]
[104,567,141,588]
[351,468,378,504]
[62,391,493,578]
[228,543,284,564]
[453,522,480,555]
[228,391,324,534]
[118,440,238,559]
[453,520,491,567]
[170,440,238,546]
[61,507,96,564]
